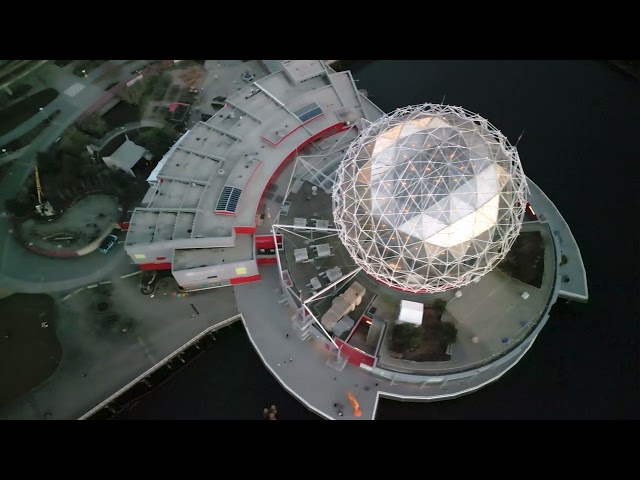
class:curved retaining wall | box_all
[11,191,122,258]
[17,226,116,258]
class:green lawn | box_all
[0,88,59,137]
[2,109,61,150]
[0,294,62,408]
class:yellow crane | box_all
[34,163,54,216]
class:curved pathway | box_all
[89,119,166,152]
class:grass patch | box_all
[0,294,62,408]
[2,110,61,150]
[389,299,457,362]
[102,101,141,129]
[0,88,58,136]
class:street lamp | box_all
[1,148,7,156]
[39,107,50,122]
[82,69,88,78]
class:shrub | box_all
[433,321,458,347]
[390,322,422,352]
[5,197,32,217]
[432,298,447,312]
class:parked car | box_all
[99,231,119,254]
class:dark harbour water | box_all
[115,60,639,421]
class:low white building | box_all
[398,300,424,325]
[102,135,150,177]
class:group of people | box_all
[263,404,278,420]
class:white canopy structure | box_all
[102,136,148,178]
[398,300,424,325]
[332,103,529,293]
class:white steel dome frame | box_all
[332,103,529,293]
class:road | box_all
[0,60,155,293]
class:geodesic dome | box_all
[332,103,529,293]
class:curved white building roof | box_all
[332,103,529,293]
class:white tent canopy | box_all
[102,136,147,177]
[398,300,424,325]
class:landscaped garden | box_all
[4,125,148,219]
[122,72,172,115]
[102,101,141,130]
[389,299,458,362]
[129,126,179,161]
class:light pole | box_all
[82,69,88,78]
[39,107,50,122]
[1,148,7,157]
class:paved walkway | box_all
[236,264,559,420]
[0,273,239,419]
[527,178,588,302]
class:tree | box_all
[432,298,447,313]
[5,197,31,217]
[77,114,108,137]
[61,126,91,156]
[36,151,60,176]
[390,322,422,352]
[119,81,145,104]
[433,321,458,347]
[138,127,179,160]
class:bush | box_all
[76,114,108,137]
[0,88,59,136]
[432,298,447,312]
[390,323,422,352]
[5,197,32,218]
[137,127,179,159]
[432,321,458,347]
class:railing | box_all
[77,313,241,419]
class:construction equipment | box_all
[34,164,55,217]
